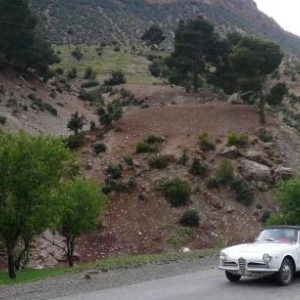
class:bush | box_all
[160,177,191,207]
[189,157,206,176]
[79,89,103,104]
[71,47,83,60]
[179,210,200,227]
[226,133,248,147]
[93,142,106,154]
[178,150,189,165]
[81,80,100,89]
[124,156,134,167]
[135,135,162,154]
[107,163,123,179]
[49,90,57,99]
[67,67,77,79]
[230,179,254,205]
[119,88,131,98]
[216,159,234,185]
[0,115,7,125]
[104,70,126,86]
[257,128,273,142]
[44,103,58,116]
[145,135,163,144]
[65,133,85,150]
[148,155,170,169]
[84,66,97,80]
[207,176,220,188]
[199,133,216,151]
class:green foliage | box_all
[149,59,169,78]
[179,210,200,227]
[97,101,123,127]
[65,132,85,150]
[124,156,134,167]
[216,159,235,185]
[141,25,166,46]
[226,132,248,147]
[230,179,254,206]
[71,47,83,60]
[104,70,126,86]
[160,177,191,207]
[148,155,170,169]
[136,135,162,153]
[266,82,288,106]
[55,179,107,266]
[267,175,300,225]
[81,80,100,89]
[0,130,77,278]
[67,67,77,79]
[107,163,123,179]
[199,133,215,151]
[178,149,189,165]
[256,128,273,142]
[84,66,97,80]
[189,157,206,176]
[93,142,106,154]
[79,89,103,104]
[166,16,218,92]
[67,111,86,134]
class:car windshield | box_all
[257,228,298,243]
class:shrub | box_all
[261,210,271,223]
[55,67,64,75]
[145,135,163,144]
[257,128,273,142]
[135,135,162,154]
[148,155,170,169]
[226,132,248,147]
[189,158,206,176]
[50,90,57,99]
[104,70,126,86]
[67,67,77,79]
[90,120,96,131]
[199,133,215,151]
[124,156,134,167]
[179,210,200,227]
[44,103,58,116]
[84,66,97,80]
[0,115,7,125]
[119,88,131,98]
[93,142,106,154]
[71,47,83,60]
[65,133,85,150]
[230,179,254,205]
[207,176,220,188]
[79,89,103,103]
[216,159,234,185]
[160,177,191,207]
[178,149,189,165]
[81,80,100,89]
[107,163,123,179]
[114,46,121,52]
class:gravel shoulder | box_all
[0,255,218,300]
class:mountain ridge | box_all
[31,0,300,56]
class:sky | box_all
[253,0,300,37]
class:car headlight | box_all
[262,253,272,263]
[219,252,227,261]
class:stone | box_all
[273,166,294,181]
[227,93,243,104]
[238,159,272,182]
[221,146,238,158]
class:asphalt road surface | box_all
[53,268,300,300]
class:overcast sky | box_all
[253,0,300,37]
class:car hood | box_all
[222,242,292,257]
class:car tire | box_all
[225,271,241,282]
[276,258,294,286]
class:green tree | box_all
[267,175,300,225]
[141,25,166,47]
[266,82,288,106]
[0,0,59,78]
[67,111,86,134]
[97,102,123,128]
[55,179,107,267]
[229,37,283,124]
[0,130,76,279]
[166,16,217,92]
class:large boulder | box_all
[227,93,243,104]
[221,146,238,158]
[238,159,272,182]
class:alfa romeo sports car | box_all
[219,225,300,285]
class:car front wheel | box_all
[225,271,241,282]
[276,258,294,286]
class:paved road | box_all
[54,269,300,300]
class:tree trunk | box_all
[259,92,266,125]
[66,236,75,267]
[7,243,16,279]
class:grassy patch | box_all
[53,45,160,84]
[0,248,218,285]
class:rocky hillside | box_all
[31,0,300,56]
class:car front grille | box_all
[223,261,237,267]
[247,262,269,269]
[238,258,246,273]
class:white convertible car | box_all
[219,225,300,285]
